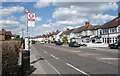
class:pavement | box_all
[28,45,61,76]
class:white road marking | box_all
[50,55,59,60]
[45,60,62,75]
[44,51,48,54]
[100,58,119,60]
[66,63,90,76]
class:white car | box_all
[40,41,45,44]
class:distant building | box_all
[5,31,12,40]
[33,35,45,42]
[60,29,74,42]
[0,29,5,41]
[0,29,12,41]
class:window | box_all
[105,38,106,43]
[103,38,104,42]
[118,26,120,32]
[113,38,114,43]
[109,38,111,43]
[115,37,117,42]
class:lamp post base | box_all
[21,50,30,72]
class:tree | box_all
[62,36,68,43]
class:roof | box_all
[47,30,61,37]
[72,22,99,33]
[0,29,6,35]
[5,31,12,35]
[81,35,90,38]
[91,36,101,39]
[61,29,74,36]
[101,16,120,29]
[34,36,45,38]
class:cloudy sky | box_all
[1,0,119,37]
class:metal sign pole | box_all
[22,9,30,73]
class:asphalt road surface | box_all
[32,42,119,76]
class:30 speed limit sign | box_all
[28,13,35,20]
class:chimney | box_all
[67,28,70,31]
[85,22,90,26]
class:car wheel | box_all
[110,47,113,49]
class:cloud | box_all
[34,0,51,8]
[36,17,42,21]
[91,14,116,20]
[53,2,118,26]
[1,19,26,36]
[1,6,24,16]
[90,14,117,25]
[41,24,52,28]
[20,15,27,22]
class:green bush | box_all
[2,41,20,76]
[62,36,68,43]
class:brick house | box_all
[0,29,5,41]
[0,29,12,41]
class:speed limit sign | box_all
[28,13,35,20]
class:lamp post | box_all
[21,9,30,74]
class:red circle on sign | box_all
[29,14,34,18]
[25,9,29,14]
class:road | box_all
[32,42,119,76]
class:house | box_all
[0,29,12,41]
[71,22,102,44]
[33,35,45,42]
[46,30,61,43]
[0,29,5,41]
[5,31,12,40]
[60,28,74,42]
[100,16,120,44]
[11,34,19,39]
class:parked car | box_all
[40,41,45,44]
[79,43,87,46]
[68,42,80,47]
[32,40,36,44]
[55,40,63,45]
[109,41,119,49]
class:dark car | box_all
[79,43,87,46]
[55,40,63,45]
[109,41,119,49]
[68,42,80,47]
[32,40,36,44]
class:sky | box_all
[1,0,120,37]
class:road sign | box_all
[28,20,35,27]
[24,9,29,14]
[28,13,35,20]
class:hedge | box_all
[2,41,21,76]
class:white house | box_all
[32,36,45,42]
[100,16,120,44]
[70,22,102,44]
